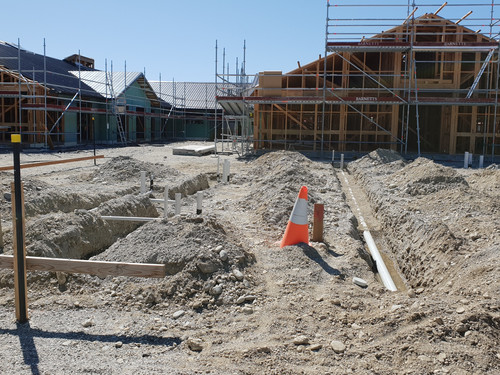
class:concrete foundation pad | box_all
[172,145,215,156]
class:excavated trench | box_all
[337,167,407,291]
[0,171,212,260]
[344,149,485,293]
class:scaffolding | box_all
[149,80,221,141]
[217,1,500,159]
[0,40,176,148]
[324,0,500,158]
[215,40,257,156]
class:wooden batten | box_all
[0,255,166,279]
[0,155,104,171]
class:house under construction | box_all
[0,41,177,148]
[217,1,500,157]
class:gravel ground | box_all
[0,143,498,374]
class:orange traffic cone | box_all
[280,186,309,248]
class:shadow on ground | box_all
[297,243,341,276]
[0,322,181,375]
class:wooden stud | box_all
[391,105,400,150]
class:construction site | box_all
[0,1,499,374]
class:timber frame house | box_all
[217,2,500,157]
[0,41,176,148]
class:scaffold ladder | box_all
[466,49,495,99]
[114,104,127,145]
[160,105,174,136]
[106,72,127,144]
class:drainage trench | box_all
[338,169,407,291]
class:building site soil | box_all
[0,143,498,374]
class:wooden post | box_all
[312,203,324,242]
[11,134,28,323]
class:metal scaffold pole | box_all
[17,39,22,139]
[321,0,328,158]
[214,40,218,155]
[44,38,48,148]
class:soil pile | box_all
[90,156,180,183]
[93,214,255,310]
[24,189,131,217]
[242,151,336,228]
[388,157,468,196]
[2,194,158,260]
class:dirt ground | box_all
[0,143,498,374]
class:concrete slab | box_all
[172,145,215,156]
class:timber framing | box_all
[218,5,500,156]
[0,44,181,148]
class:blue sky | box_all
[1,1,497,82]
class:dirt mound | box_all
[167,174,209,199]
[2,194,158,260]
[466,168,500,196]
[242,151,333,227]
[388,157,469,196]
[347,149,407,179]
[251,150,314,170]
[91,156,180,182]
[24,189,133,217]
[366,148,406,164]
[351,148,406,167]
[93,214,255,309]
[0,172,52,218]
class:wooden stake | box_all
[312,204,324,242]
[11,133,28,323]
[11,181,28,322]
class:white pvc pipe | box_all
[150,198,175,203]
[479,155,484,168]
[101,216,158,222]
[196,191,203,214]
[363,230,397,292]
[175,193,181,215]
[140,171,147,193]
[340,154,344,169]
[217,156,220,179]
[164,188,169,218]
[464,152,469,169]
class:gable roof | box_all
[0,41,100,97]
[149,81,219,110]
[289,13,497,76]
[68,71,142,98]
[372,13,495,44]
